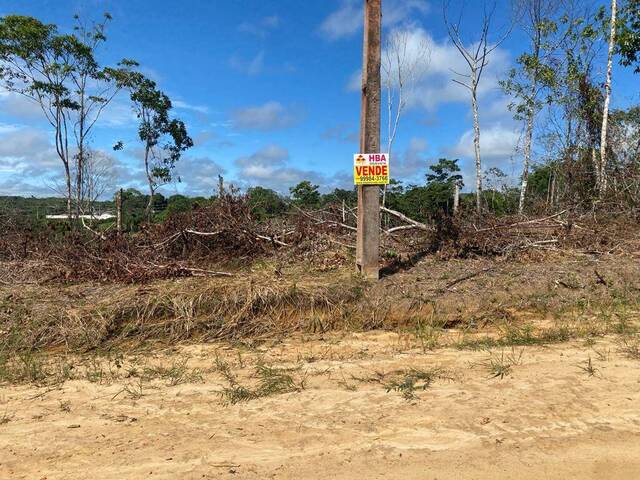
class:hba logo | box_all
[355,155,366,164]
[369,154,387,163]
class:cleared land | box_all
[2,334,640,479]
[1,252,640,479]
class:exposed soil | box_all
[2,332,640,479]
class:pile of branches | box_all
[2,194,638,284]
[0,195,350,282]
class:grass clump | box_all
[384,368,441,400]
[215,356,305,405]
[577,356,599,377]
[618,336,640,360]
[142,358,204,386]
[480,348,523,379]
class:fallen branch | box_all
[185,229,222,237]
[381,207,434,231]
[254,233,289,247]
[475,210,568,233]
[81,217,107,241]
[149,262,234,277]
[440,267,494,292]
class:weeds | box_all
[618,336,640,360]
[578,356,599,377]
[480,348,524,379]
[0,352,74,386]
[0,408,12,425]
[143,359,204,386]
[383,368,442,400]
[215,356,305,405]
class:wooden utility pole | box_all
[356,0,382,280]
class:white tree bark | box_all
[443,4,511,216]
[471,76,482,214]
[453,182,460,214]
[519,113,535,214]
[599,0,617,197]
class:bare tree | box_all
[444,1,511,214]
[381,29,430,208]
[502,0,560,214]
[599,0,618,196]
[75,148,116,215]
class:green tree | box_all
[321,188,357,207]
[424,158,463,216]
[116,71,193,220]
[119,188,147,230]
[247,187,287,220]
[0,14,130,219]
[289,181,320,208]
[618,0,640,72]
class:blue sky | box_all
[0,0,637,198]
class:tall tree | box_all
[501,0,559,214]
[117,71,193,220]
[599,0,618,196]
[381,29,429,208]
[444,1,511,214]
[0,16,81,219]
[0,14,129,219]
[69,13,125,216]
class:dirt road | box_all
[2,332,640,479]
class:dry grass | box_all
[0,266,365,354]
[1,253,639,369]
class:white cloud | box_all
[231,101,303,131]
[173,100,210,114]
[229,50,266,76]
[238,15,281,37]
[94,96,137,128]
[393,137,429,179]
[0,92,44,120]
[234,144,332,193]
[449,123,521,187]
[0,177,55,197]
[451,124,520,160]
[350,27,511,113]
[319,0,429,40]
[0,127,58,177]
[176,156,226,196]
[319,0,362,41]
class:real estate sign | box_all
[353,153,389,185]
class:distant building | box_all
[46,213,116,220]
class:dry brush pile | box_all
[1,195,640,284]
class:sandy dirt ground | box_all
[2,332,640,479]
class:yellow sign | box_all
[354,153,389,185]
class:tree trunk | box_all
[471,75,482,214]
[519,100,536,215]
[592,147,599,190]
[76,91,85,219]
[144,147,154,222]
[116,188,123,235]
[599,0,617,197]
[65,169,73,221]
[453,182,460,215]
